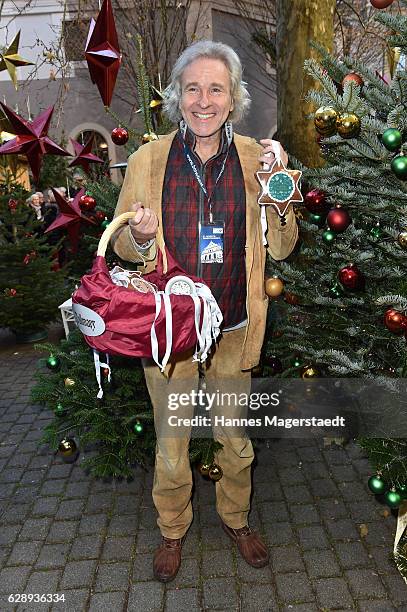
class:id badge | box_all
[199,220,224,264]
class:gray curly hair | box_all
[163,40,251,124]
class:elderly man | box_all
[112,40,298,582]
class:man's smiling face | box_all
[179,57,234,140]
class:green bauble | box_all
[55,403,67,417]
[391,155,407,180]
[368,475,387,495]
[101,218,111,229]
[329,282,345,298]
[384,489,402,509]
[322,229,335,244]
[309,213,325,227]
[46,354,61,371]
[134,420,143,434]
[370,223,383,239]
[291,355,302,368]
[382,128,402,152]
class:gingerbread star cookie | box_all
[256,158,303,217]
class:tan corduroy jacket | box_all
[111,130,298,370]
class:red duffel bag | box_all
[71,212,222,397]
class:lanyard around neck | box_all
[180,120,233,223]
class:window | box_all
[62,19,91,62]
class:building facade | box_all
[0,0,276,186]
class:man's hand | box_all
[258,138,289,168]
[128,202,158,244]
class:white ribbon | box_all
[151,292,163,371]
[93,350,111,399]
[260,140,284,246]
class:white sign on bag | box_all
[71,303,105,336]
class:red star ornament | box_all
[0,31,34,89]
[69,135,104,174]
[256,159,303,216]
[0,103,69,183]
[44,188,95,252]
[85,0,121,107]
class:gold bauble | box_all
[198,462,212,476]
[64,377,75,387]
[142,132,159,144]
[149,99,163,110]
[397,231,407,249]
[314,106,338,136]
[265,277,284,298]
[336,113,361,139]
[301,366,320,379]
[58,438,77,457]
[208,464,223,481]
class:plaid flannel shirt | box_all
[162,124,247,329]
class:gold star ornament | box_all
[0,31,34,89]
[256,158,303,216]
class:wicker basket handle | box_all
[97,211,142,257]
[96,211,166,271]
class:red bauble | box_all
[384,308,406,335]
[79,195,97,211]
[111,127,129,145]
[326,207,351,233]
[8,198,18,211]
[304,189,328,214]
[23,250,37,265]
[338,264,365,290]
[370,0,394,8]
[342,73,364,88]
[95,210,106,222]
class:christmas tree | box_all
[260,0,407,576]
[0,175,67,340]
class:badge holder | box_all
[199,213,225,265]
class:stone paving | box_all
[0,328,406,611]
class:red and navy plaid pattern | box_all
[162,124,246,329]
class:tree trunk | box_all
[276,0,335,166]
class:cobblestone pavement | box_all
[0,329,406,612]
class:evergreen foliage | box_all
[0,180,67,335]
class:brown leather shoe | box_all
[153,535,185,582]
[221,521,269,568]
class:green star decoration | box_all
[256,159,303,216]
[0,31,34,89]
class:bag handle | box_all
[97,211,167,272]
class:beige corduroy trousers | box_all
[142,327,255,539]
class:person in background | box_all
[27,193,44,222]
[69,172,87,198]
